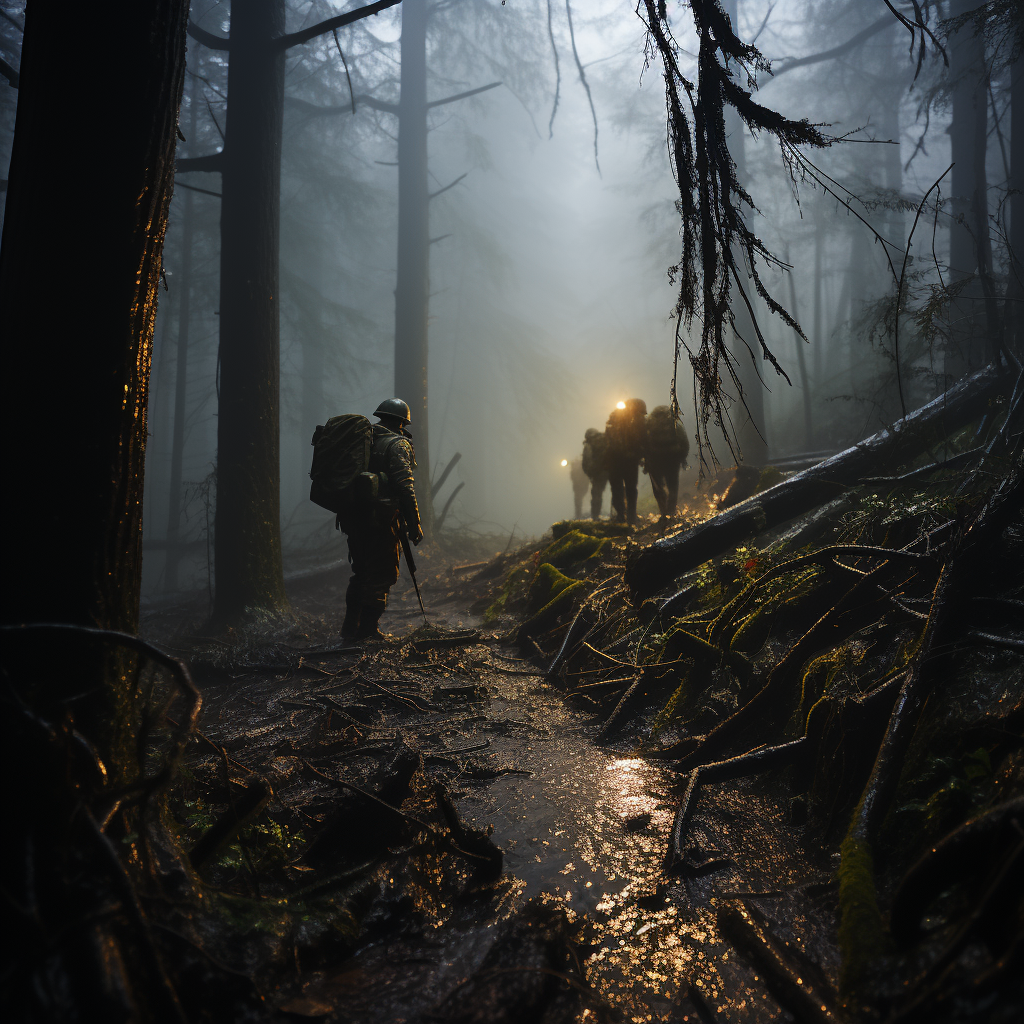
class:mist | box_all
[124,0,1014,597]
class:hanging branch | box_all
[332,28,357,115]
[565,1,600,175]
[546,0,562,138]
[638,0,831,465]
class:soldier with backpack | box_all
[580,427,608,519]
[606,398,647,526]
[309,398,422,639]
[644,404,690,518]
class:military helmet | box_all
[374,398,412,424]
[625,398,647,417]
[584,427,602,441]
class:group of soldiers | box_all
[571,399,690,525]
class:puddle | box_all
[439,669,823,1022]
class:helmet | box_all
[584,427,602,441]
[625,398,647,417]
[374,398,411,424]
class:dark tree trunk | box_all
[212,0,289,622]
[947,0,990,378]
[0,2,186,636]
[1007,50,1023,357]
[0,8,187,1013]
[166,78,198,592]
[394,0,435,534]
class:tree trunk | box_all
[0,10,186,1011]
[213,0,289,623]
[394,0,435,534]
[166,78,198,592]
[0,2,186,637]
[1007,51,1022,358]
[625,362,1010,598]
[722,0,769,467]
[947,0,990,379]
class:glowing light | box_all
[616,400,626,410]
[561,459,568,467]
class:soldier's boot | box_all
[342,581,362,638]
[357,591,389,639]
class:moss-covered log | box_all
[627,363,1012,599]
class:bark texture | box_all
[394,0,435,535]
[0,2,187,635]
[213,0,290,622]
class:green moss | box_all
[538,530,608,569]
[838,831,890,995]
[483,565,534,622]
[551,519,632,540]
[517,564,586,639]
[755,466,785,493]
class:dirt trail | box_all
[143,549,839,1023]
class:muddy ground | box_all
[140,528,842,1024]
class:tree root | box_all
[663,738,807,874]
[717,900,843,1024]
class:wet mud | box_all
[143,550,839,1023]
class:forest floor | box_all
[139,511,845,1024]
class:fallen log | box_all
[627,363,1011,598]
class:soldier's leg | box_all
[647,458,668,516]
[667,461,680,514]
[342,525,369,637]
[624,460,640,524]
[591,474,607,519]
[608,464,625,521]
[358,520,402,637]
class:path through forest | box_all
[142,547,840,1023]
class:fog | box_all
[124,0,1014,596]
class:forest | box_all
[0,1,1021,1022]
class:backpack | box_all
[647,406,678,451]
[581,432,607,476]
[309,414,374,513]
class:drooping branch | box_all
[565,0,599,175]
[546,0,561,138]
[187,18,230,51]
[429,172,467,200]
[176,151,225,174]
[427,80,502,108]
[638,0,831,464]
[286,93,398,116]
[771,14,891,78]
[276,0,403,52]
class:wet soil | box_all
[142,548,840,1023]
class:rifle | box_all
[398,523,428,625]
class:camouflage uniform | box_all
[580,427,608,519]
[339,423,421,638]
[644,405,690,517]
[606,399,647,525]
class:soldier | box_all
[606,398,647,526]
[570,458,589,519]
[339,398,423,639]
[644,405,690,517]
[581,427,609,519]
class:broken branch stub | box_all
[626,363,1011,599]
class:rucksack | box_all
[309,414,373,513]
[647,407,678,451]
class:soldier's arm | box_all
[386,438,423,542]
